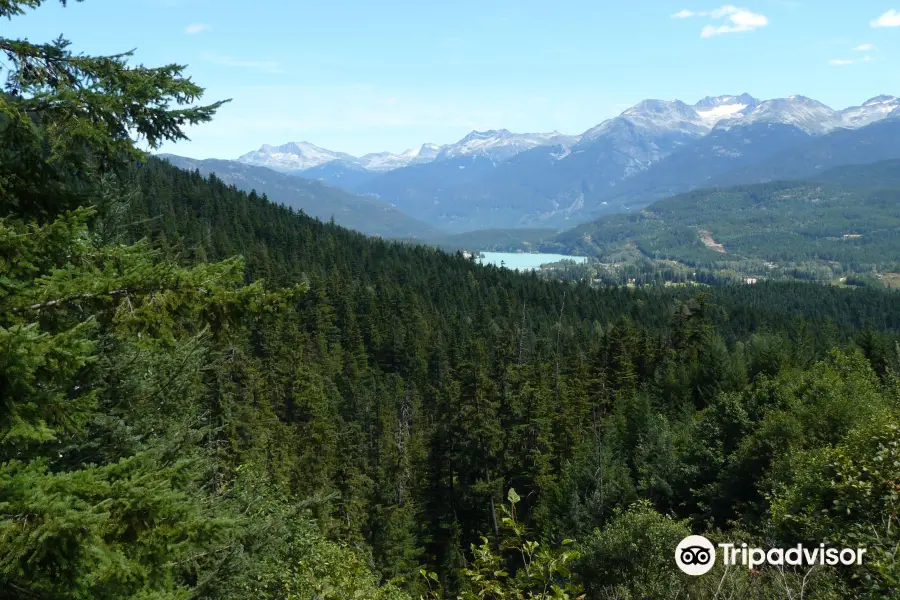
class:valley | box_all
[5,2,900,599]
[160,93,900,289]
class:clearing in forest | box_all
[698,230,726,253]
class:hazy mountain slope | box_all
[813,159,900,189]
[593,122,814,210]
[158,155,441,239]
[351,155,498,229]
[349,93,833,231]
[360,111,717,232]
[714,117,900,186]
[298,159,379,189]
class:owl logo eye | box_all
[680,546,712,565]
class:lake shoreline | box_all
[476,251,588,271]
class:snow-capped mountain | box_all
[358,143,443,171]
[237,131,577,176]
[580,95,758,144]
[435,129,579,162]
[237,142,357,172]
[565,95,759,184]
[236,93,900,218]
[356,149,418,172]
[840,95,900,128]
[237,141,444,174]
[581,93,899,142]
[714,96,844,135]
[580,100,701,143]
[618,99,711,135]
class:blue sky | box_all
[12,0,900,158]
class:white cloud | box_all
[674,5,769,37]
[201,53,285,74]
[829,59,854,66]
[185,23,209,34]
[853,43,875,51]
[871,9,900,27]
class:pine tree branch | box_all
[13,288,132,311]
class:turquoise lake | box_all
[477,252,588,271]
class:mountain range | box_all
[168,93,900,236]
[237,141,443,173]
[238,94,899,176]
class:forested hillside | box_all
[548,173,900,282]
[2,2,899,599]
[97,156,900,598]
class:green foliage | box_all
[0,452,234,600]
[0,203,305,598]
[768,414,900,596]
[421,489,584,600]
[577,500,691,598]
[549,169,900,280]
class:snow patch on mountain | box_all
[693,94,758,122]
[696,103,749,121]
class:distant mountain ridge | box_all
[347,94,900,231]
[157,154,440,239]
[235,130,576,178]
[205,93,900,233]
[238,94,897,177]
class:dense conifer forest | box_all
[1,2,899,598]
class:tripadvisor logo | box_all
[675,535,867,576]
[676,535,717,575]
